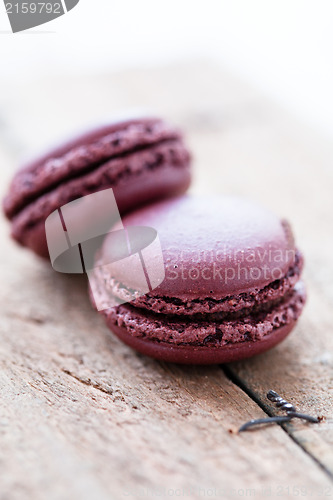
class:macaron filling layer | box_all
[102,281,305,347]
[4,118,182,218]
[94,251,306,347]
[91,249,303,317]
[10,141,189,245]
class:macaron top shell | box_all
[97,195,297,300]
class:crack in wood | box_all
[222,364,333,481]
[4,311,48,325]
[61,368,116,396]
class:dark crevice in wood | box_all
[4,311,48,325]
[221,364,333,481]
[61,368,115,396]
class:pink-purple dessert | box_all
[89,195,306,364]
[3,117,191,258]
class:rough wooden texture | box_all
[0,63,332,499]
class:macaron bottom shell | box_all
[105,320,296,365]
[100,281,305,365]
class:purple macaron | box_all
[3,117,191,258]
[89,195,306,364]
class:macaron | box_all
[89,195,306,364]
[3,117,191,258]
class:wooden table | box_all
[1,63,332,499]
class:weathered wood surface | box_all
[0,63,332,499]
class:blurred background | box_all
[0,0,333,137]
[1,0,333,140]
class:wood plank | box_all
[0,241,331,497]
[1,63,333,497]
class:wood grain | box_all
[0,63,332,499]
